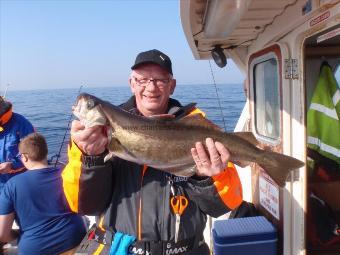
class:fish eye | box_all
[86,99,95,109]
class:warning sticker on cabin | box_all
[259,174,280,220]
[309,11,330,27]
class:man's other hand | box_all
[191,137,230,176]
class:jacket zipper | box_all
[137,164,148,240]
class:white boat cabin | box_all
[180,0,340,254]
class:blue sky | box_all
[0,0,244,91]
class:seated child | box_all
[0,133,86,255]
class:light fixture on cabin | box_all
[211,45,227,68]
[203,0,250,38]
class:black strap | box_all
[92,227,196,255]
[82,150,107,167]
[94,227,112,245]
[129,237,195,255]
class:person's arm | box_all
[0,213,19,243]
[11,115,35,170]
[62,120,113,215]
[186,138,243,217]
[0,182,19,243]
[62,141,114,215]
[186,162,243,217]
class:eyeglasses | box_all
[133,77,171,88]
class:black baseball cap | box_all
[0,97,12,117]
[131,49,173,75]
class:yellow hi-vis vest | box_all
[307,63,340,165]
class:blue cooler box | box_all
[212,216,277,255]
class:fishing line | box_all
[207,61,227,243]
[208,60,227,131]
[2,84,10,98]
[54,85,83,168]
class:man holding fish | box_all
[62,49,254,254]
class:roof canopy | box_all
[180,0,296,60]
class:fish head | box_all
[72,93,107,127]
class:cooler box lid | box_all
[213,216,277,244]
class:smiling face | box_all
[129,63,176,117]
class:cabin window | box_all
[254,58,280,140]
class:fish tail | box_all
[259,151,305,187]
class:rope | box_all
[208,60,227,131]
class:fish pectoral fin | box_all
[231,132,259,146]
[177,114,222,131]
[172,165,197,177]
[155,164,196,177]
[104,152,115,162]
[108,137,137,160]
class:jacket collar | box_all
[0,107,13,131]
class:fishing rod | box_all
[208,60,227,131]
[2,84,10,98]
[53,85,83,168]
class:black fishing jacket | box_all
[62,97,243,255]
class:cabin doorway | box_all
[304,23,340,255]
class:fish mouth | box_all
[75,93,98,107]
[72,93,100,115]
[72,93,107,127]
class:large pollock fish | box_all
[73,93,304,187]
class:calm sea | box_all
[5,84,245,163]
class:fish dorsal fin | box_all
[231,132,259,146]
[148,102,197,121]
[171,103,197,119]
[177,113,222,131]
